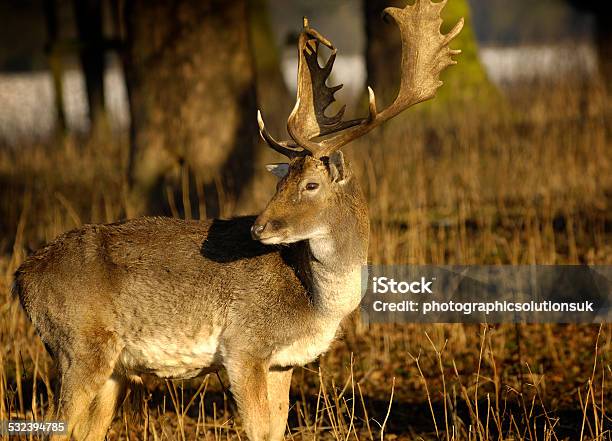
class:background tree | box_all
[249,0,291,132]
[125,0,259,217]
[567,0,611,94]
[73,0,107,136]
[241,0,295,213]
[43,0,67,136]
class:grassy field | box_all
[0,74,610,440]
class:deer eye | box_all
[305,182,319,191]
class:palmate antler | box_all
[258,0,464,159]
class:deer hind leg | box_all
[79,373,127,441]
[226,356,271,441]
[267,367,293,441]
[51,333,123,441]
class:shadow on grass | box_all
[4,373,607,439]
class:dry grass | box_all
[0,75,610,440]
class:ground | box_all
[0,73,610,440]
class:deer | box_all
[13,1,462,440]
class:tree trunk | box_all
[596,14,612,95]
[73,0,107,135]
[249,0,291,135]
[125,0,259,217]
[566,1,611,94]
[594,15,611,93]
[241,0,293,214]
[363,0,405,109]
[44,0,67,137]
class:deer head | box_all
[252,0,463,244]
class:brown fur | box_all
[13,154,369,441]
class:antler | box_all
[258,0,464,159]
[257,17,360,158]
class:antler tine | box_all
[257,110,307,158]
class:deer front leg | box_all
[267,367,293,441]
[226,356,270,441]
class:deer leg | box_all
[226,356,270,441]
[52,364,107,440]
[51,333,122,441]
[267,367,293,441]
[79,373,127,441]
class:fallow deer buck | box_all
[13,1,462,440]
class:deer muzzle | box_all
[251,217,285,242]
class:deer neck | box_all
[304,183,369,316]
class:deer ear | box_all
[265,163,289,179]
[328,151,347,183]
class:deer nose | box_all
[251,223,266,240]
